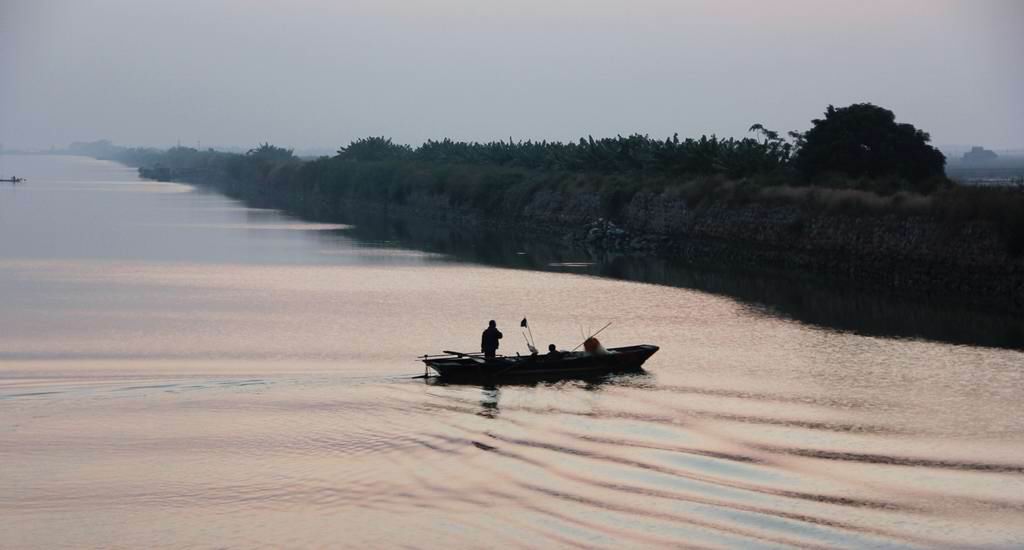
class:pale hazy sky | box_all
[2,0,1022,151]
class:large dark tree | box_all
[793,103,946,188]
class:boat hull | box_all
[422,345,659,383]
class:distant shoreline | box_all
[41,137,1024,314]
[117,155,1024,314]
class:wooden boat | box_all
[420,344,659,383]
[1,177,24,183]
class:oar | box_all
[442,350,486,364]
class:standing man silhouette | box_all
[481,320,503,360]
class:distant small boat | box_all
[1,177,25,183]
[420,344,659,383]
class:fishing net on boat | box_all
[583,337,608,355]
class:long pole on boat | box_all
[521,317,535,348]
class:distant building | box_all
[962,146,998,163]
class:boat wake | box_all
[3,372,1023,548]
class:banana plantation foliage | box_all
[335,130,795,179]
[106,104,948,193]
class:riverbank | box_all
[177,161,1020,315]
[72,139,1020,313]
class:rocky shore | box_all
[179,171,1024,315]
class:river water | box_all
[1,155,1022,549]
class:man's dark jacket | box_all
[481,326,503,353]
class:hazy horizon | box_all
[2,0,1022,151]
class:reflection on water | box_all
[1,155,1023,548]
[323,204,1024,351]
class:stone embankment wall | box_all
[339,188,1023,313]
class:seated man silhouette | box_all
[545,344,562,359]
